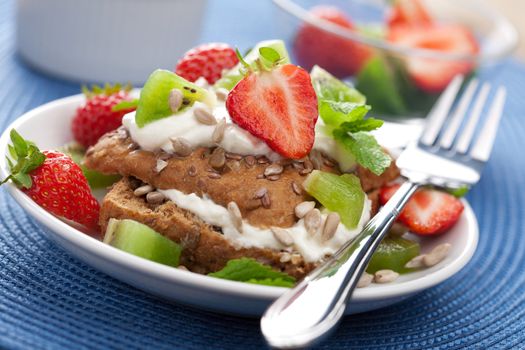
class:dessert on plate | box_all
[2,38,464,287]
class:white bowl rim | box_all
[0,93,479,302]
[272,0,519,62]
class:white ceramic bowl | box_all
[0,95,479,316]
[16,0,207,84]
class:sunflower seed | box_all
[207,172,221,179]
[310,150,324,170]
[294,201,316,219]
[261,193,271,208]
[177,265,189,271]
[157,151,172,161]
[212,119,227,144]
[133,184,153,197]
[227,201,243,233]
[209,147,226,169]
[323,157,335,167]
[271,227,294,247]
[168,89,183,112]
[245,155,256,167]
[300,159,313,175]
[146,191,165,204]
[279,252,291,263]
[225,152,243,160]
[194,107,217,125]
[423,243,451,267]
[187,165,197,177]
[304,208,321,235]
[253,187,268,199]
[256,174,265,179]
[374,269,399,283]
[291,182,302,195]
[357,272,373,288]
[257,156,269,164]
[292,162,304,171]
[405,255,426,269]
[322,212,340,241]
[215,88,229,101]
[267,174,281,181]
[155,159,168,173]
[225,160,241,172]
[291,253,302,265]
[264,163,284,177]
[170,137,192,157]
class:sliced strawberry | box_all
[380,184,464,235]
[225,64,318,159]
[388,25,479,93]
[175,43,239,84]
[293,6,372,78]
[387,0,433,29]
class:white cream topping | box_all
[158,188,371,263]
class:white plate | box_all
[0,94,479,316]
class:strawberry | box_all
[387,0,433,29]
[2,130,100,230]
[72,84,136,148]
[379,183,464,235]
[175,43,239,84]
[226,61,318,159]
[293,6,372,78]
[388,25,479,93]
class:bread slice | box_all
[100,177,318,279]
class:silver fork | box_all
[261,75,507,349]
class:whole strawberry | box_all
[2,130,100,230]
[72,84,137,148]
[175,43,239,84]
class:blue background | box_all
[1,0,525,349]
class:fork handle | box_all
[261,181,420,349]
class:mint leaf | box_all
[208,258,296,287]
[333,130,391,176]
[311,65,366,104]
[112,99,138,112]
[319,101,371,127]
[339,118,383,133]
[259,47,281,65]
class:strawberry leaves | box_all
[1,129,46,188]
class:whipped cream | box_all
[158,188,371,262]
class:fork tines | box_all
[419,75,507,162]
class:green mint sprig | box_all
[208,258,296,287]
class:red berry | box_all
[72,90,135,148]
[175,43,239,84]
[293,6,372,78]
[24,151,100,230]
[387,0,433,29]
[226,64,318,159]
[380,184,464,235]
[388,25,479,93]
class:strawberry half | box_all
[387,0,433,29]
[175,43,239,84]
[293,6,372,78]
[2,130,100,230]
[388,25,479,93]
[380,184,464,235]
[226,64,318,159]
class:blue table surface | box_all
[1,0,525,349]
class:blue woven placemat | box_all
[1,1,525,349]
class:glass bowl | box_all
[273,0,518,120]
